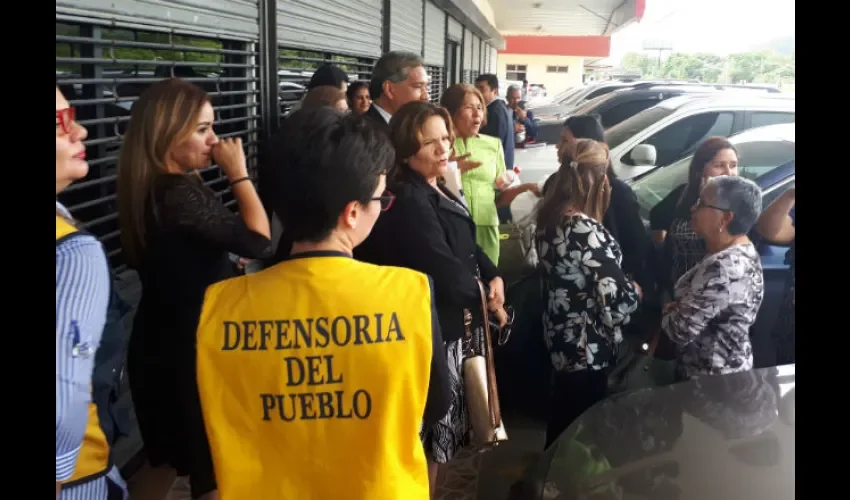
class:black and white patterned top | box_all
[662,243,764,378]
[537,213,640,373]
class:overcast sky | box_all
[608,0,795,62]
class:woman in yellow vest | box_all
[56,86,127,499]
[116,78,272,500]
[195,107,451,500]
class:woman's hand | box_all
[487,277,505,311]
[492,307,509,328]
[212,137,248,180]
[663,301,678,314]
[450,151,483,174]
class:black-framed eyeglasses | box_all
[695,198,732,212]
[372,190,396,212]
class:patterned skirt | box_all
[421,325,484,464]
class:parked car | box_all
[509,364,795,500]
[606,93,795,180]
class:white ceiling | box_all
[487,0,640,36]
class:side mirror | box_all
[631,144,657,166]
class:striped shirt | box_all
[56,202,126,498]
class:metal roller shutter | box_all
[490,46,499,74]
[427,66,446,103]
[470,35,480,79]
[390,0,424,54]
[56,16,261,273]
[423,1,445,67]
[482,43,489,73]
[462,30,473,83]
[277,0,382,57]
[447,15,462,42]
[56,0,260,39]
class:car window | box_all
[599,99,660,128]
[631,138,795,220]
[624,111,735,167]
[605,106,676,149]
[585,86,622,100]
[751,112,795,128]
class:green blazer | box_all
[454,134,506,227]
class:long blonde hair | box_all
[116,78,210,269]
[536,138,612,231]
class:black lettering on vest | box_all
[258,320,274,350]
[352,389,372,419]
[284,357,304,386]
[293,318,313,348]
[243,320,258,350]
[223,321,240,350]
[373,313,384,343]
[386,312,405,341]
[324,355,343,384]
[276,395,296,421]
[260,394,275,420]
[335,391,353,419]
[353,315,373,345]
[331,316,352,346]
[276,320,292,349]
[317,392,334,419]
[306,355,324,385]
[297,393,317,420]
[314,317,330,348]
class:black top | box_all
[363,104,391,135]
[355,170,501,342]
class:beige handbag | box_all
[462,280,508,450]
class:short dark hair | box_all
[475,74,499,92]
[307,64,350,90]
[563,115,605,143]
[346,81,369,103]
[267,107,394,242]
[370,51,424,99]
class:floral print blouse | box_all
[537,213,640,373]
[662,243,764,379]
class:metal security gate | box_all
[462,30,473,83]
[470,34,480,81]
[390,0,424,54]
[55,17,261,273]
[278,49,377,116]
[427,66,446,103]
[277,0,383,57]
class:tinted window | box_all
[605,106,676,149]
[599,99,660,128]
[585,86,621,100]
[625,112,735,167]
[751,112,795,128]
[632,138,795,219]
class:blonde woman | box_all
[116,78,271,499]
[535,139,642,447]
[56,86,127,499]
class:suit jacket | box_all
[364,104,391,135]
[481,99,515,170]
[355,170,501,342]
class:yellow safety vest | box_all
[196,251,434,500]
[56,215,112,486]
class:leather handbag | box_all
[463,280,509,450]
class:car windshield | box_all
[568,92,616,116]
[605,105,676,149]
[631,138,796,219]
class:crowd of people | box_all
[56,49,795,500]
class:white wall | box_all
[472,0,496,27]
[496,53,585,96]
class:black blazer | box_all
[355,170,501,342]
[364,104,391,135]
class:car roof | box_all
[729,122,795,144]
[658,93,795,111]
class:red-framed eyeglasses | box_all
[372,190,396,212]
[56,107,77,135]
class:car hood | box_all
[514,365,795,500]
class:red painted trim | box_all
[636,0,646,19]
[498,36,610,58]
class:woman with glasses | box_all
[56,87,127,499]
[662,175,764,379]
[355,101,509,497]
[649,137,740,300]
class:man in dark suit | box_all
[475,74,515,171]
[365,51,431,133]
